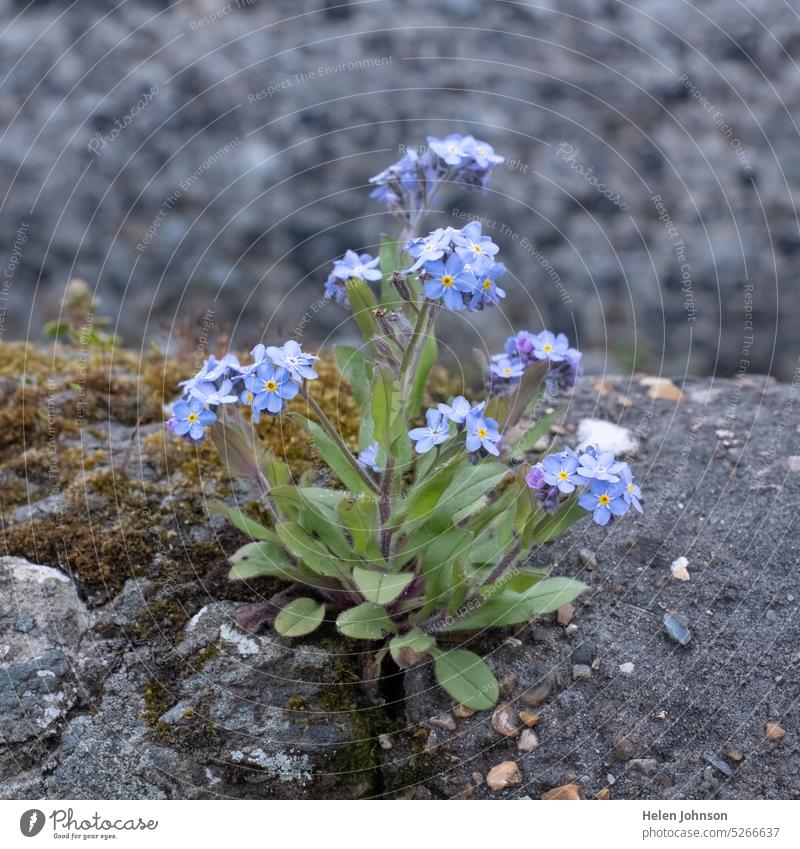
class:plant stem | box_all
[399,300,434,408]
[298,384,381,495]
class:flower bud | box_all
[391,271,413,302]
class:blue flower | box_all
[504,331,537,363]
[357,441,381,473]
[428,133,472,166]
[172,397,216,441]
[463,137,504,169]
[438,397,486,427]
[532,330,570,362]
[465,415,502,456]
[541,449,583,494]
[179,354,241,395]
[332,250,382,283]
[620,465,643,513]
[490,355,525,381]
[244,363,299,415]
[324,273,349,308]
[578,479,628,526]
[576,447,626,483]
[546,346,583,392]
[469,261,506,309]
[453,221,499,273]
[408,408,450,454]
[266,340,318,382]
[525,465,561,514]
[188,377,239,407]
[405,227,453,272]
[422,253,475,310]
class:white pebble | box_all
[619,662,635,676]
[670,556,690,581]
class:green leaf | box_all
[432,649,499,710]
[274,598,326,637]
[335,345,372,408]
[379,235,403,308]
[275,521,344,579]
[389,629,435,667]
[262,451,292,488]
[228,540,296,581]
[209,411,263,484]
[337,495,383,562]
[209,502,277,542]
[507,408,564,460]
[370,366,398,453]
[442,577,587,631]
[398,457,460,526]
[346,278,381,347]
[302,418,372,495]
[426,462,510,530]
[336,602,396,639]
[353,566,415,605]
[486,360,548,430]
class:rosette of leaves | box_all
[211,237,587,710]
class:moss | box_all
[140,678,172,727]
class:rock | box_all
[663,612,692,646]
[788,456,800,473]
[765,723,787,742]
[629,758,658,777]
[577,418,638,454]
[619,662,635,676]
[670,556,690,581]
[518,710,540,727]
[596,787,611,799]
[613,736,640,761]
[498,671,518,698]
[541,783,582,800]
[572,664,592,681]
[502,637,522,649]
[454,704,475,718]
[429,713,457,731]
[491,704,521,737]
[520,674,555,707]
[571,641,596,665]
[378,734,393,750]
[641,377,685,401]
[424,730,439,753]
[578,548,598,569]
[517,729,540,752]
[557,603,575,626]
[702,751,733,776]
[486,761,523,792]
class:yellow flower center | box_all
[627,483,634,493]
[543,344,553,352]
[441,275,454,288]
[598,494,611,506]
[483,278,492,290]
[265,380,278,392]
[503,368,512,375]
[558,470,569,480]
[477,427,488,438]
[473,244,483,253]
[187,413,199,423]
[246,392,254,403]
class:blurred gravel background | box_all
[1,0,798,376]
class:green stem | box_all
[399,300,434,409]
[298,385,381,495]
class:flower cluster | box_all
[168,341,318,440]
[323,249,382,307]
[491,329,583,393]
[369,133,504,217]
[526,445,643,525]
[408,221,507,311]
[408,396,501,456]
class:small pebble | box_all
[557,603,575,626]
[663,612,692,646]
[471,771,483,785]
[499,671,518,699]
[541,783,582,800]
[702,751,733,777]
[454,704,475,718]
[607,773,616,785]
[429,713,457,732]
[486,760,523,792]
[521,675,554,707]
[492,704,521,738]
[517,729,540,752]
[765,722,787,742]
[596,787,611,800]
[578,548,598,569]
[502,637,522,649]
[619,662,635,676]
[670,556,690,581]
[572,664,592,681]
[518,710,540,727]
[565,623,579,637]
[378,734,393,750]
[629,758,658,777]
